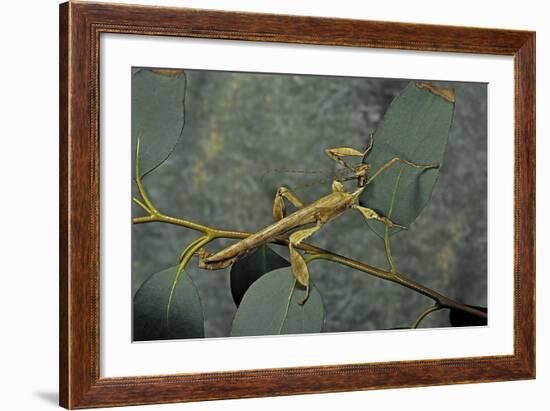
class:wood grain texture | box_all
[59,1,536,408]
[59,2,69,407]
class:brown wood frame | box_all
[59,1,536,408]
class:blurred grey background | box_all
[132,69,487,338]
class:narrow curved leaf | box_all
[132,68,187,177]
[449,305,487,327]
[230,268,324,337]
[360,81,455,237]
[134,266,204,341]
[230,245,290,306]
[289,246,309,287]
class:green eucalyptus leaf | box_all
[230,268,324,337]
[360,81,455,237]
[132,68,187,177]
[449,305,487,327]
[134,266,204,341]
[230,245,290,307]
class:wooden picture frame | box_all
[59,1,535,408]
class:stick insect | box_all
[198,135,439,304]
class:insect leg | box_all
[325,147,367,170]
[288,220,324,305]
[325,133,374,170]
[363,132,374,157]
[272,186,304,222]
[352,205,408,230]
[367,157,439,184]
[353,205,405,272]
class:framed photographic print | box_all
[59,1,535,408]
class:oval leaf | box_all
[360,81,455,237]
[449,305,487,327]
[134,266,204,341]
[230,245,290,306]
[230,268,324,337]
[132,68,187,177]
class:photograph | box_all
[51,1,537,408]
[131,68,488,341]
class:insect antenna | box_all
[259,167,335,184]
[285,168,361,192]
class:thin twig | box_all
[411,304,444,329]
[384,227,397,273]
[166,235,212,323]
[132,197,151,214]
[135,137,158,214]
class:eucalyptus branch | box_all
[133,210,486,319]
